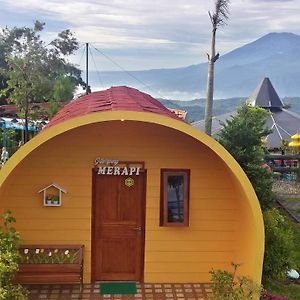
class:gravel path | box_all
[273,180,300,195]
[273,180,300,223]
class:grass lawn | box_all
[264,220,300,299]
[264,280,300,300]
[290,222,300,270]
[283,196,300,217]
[286,197,300,214]
[287,198,300,203]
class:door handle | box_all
[134,226,142,231]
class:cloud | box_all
[256,0,293,2]
[1,0,300,70]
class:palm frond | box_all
[212,0,230,28]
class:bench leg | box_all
[80,277,83,293]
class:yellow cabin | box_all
[0,86,264,285]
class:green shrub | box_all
[218,104,275,209]
[209,263,262,300]
[0,284,28,300]
[0,210,28,299]
[263,208,296,281]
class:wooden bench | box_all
[15,244,84,292]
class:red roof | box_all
[0,102,50,118]
[45,86,180,129]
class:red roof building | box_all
[0,102,49,118]
[0,85,264,286]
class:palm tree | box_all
[204,0,230,135]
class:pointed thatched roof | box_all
[247,77,284,110]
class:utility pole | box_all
[86,43,89,95]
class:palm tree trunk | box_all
[204,29,217,136]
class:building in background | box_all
[193,77,300,150]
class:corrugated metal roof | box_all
[192,108,300,149]
[45,86,180,129]
[192,111,236,138]
[265,109,300,148]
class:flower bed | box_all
[19,247,80,264]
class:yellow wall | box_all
[0,112,264,285]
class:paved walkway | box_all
[26,283,211,300]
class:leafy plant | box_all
[0,284,28,300]
[218,104,274,209]
[209,263,262,300]
[0,210,28,299]
[263,208,296,281]
[280,139,290,154]
[0,128,18,156]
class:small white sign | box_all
[94,158,119,167]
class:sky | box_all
[1,0,300,73]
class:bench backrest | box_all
[18,244,84,265]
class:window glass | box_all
[167,175,184,223]
[160,169,190,226]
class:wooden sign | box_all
[94,158,142,176]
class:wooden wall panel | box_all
[0,121,241,283]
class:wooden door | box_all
[92,170,146,281]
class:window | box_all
[160,169,190,226]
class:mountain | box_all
[88,32,300,99]
[157,96,300,123]
[158,97,244,123]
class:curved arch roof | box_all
[45,86,179,129]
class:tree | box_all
[204,0,230,136]
[0,21,84,142]
[0,128,17,157]
[48,75,76,117]
[218,104,274,209]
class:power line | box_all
[91,45,168,100]
[88,46,105,90]
[78,44,86,68]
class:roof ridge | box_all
[43,86,180,130]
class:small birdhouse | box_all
[38,183,67,207]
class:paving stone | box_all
[25,282,211,299]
